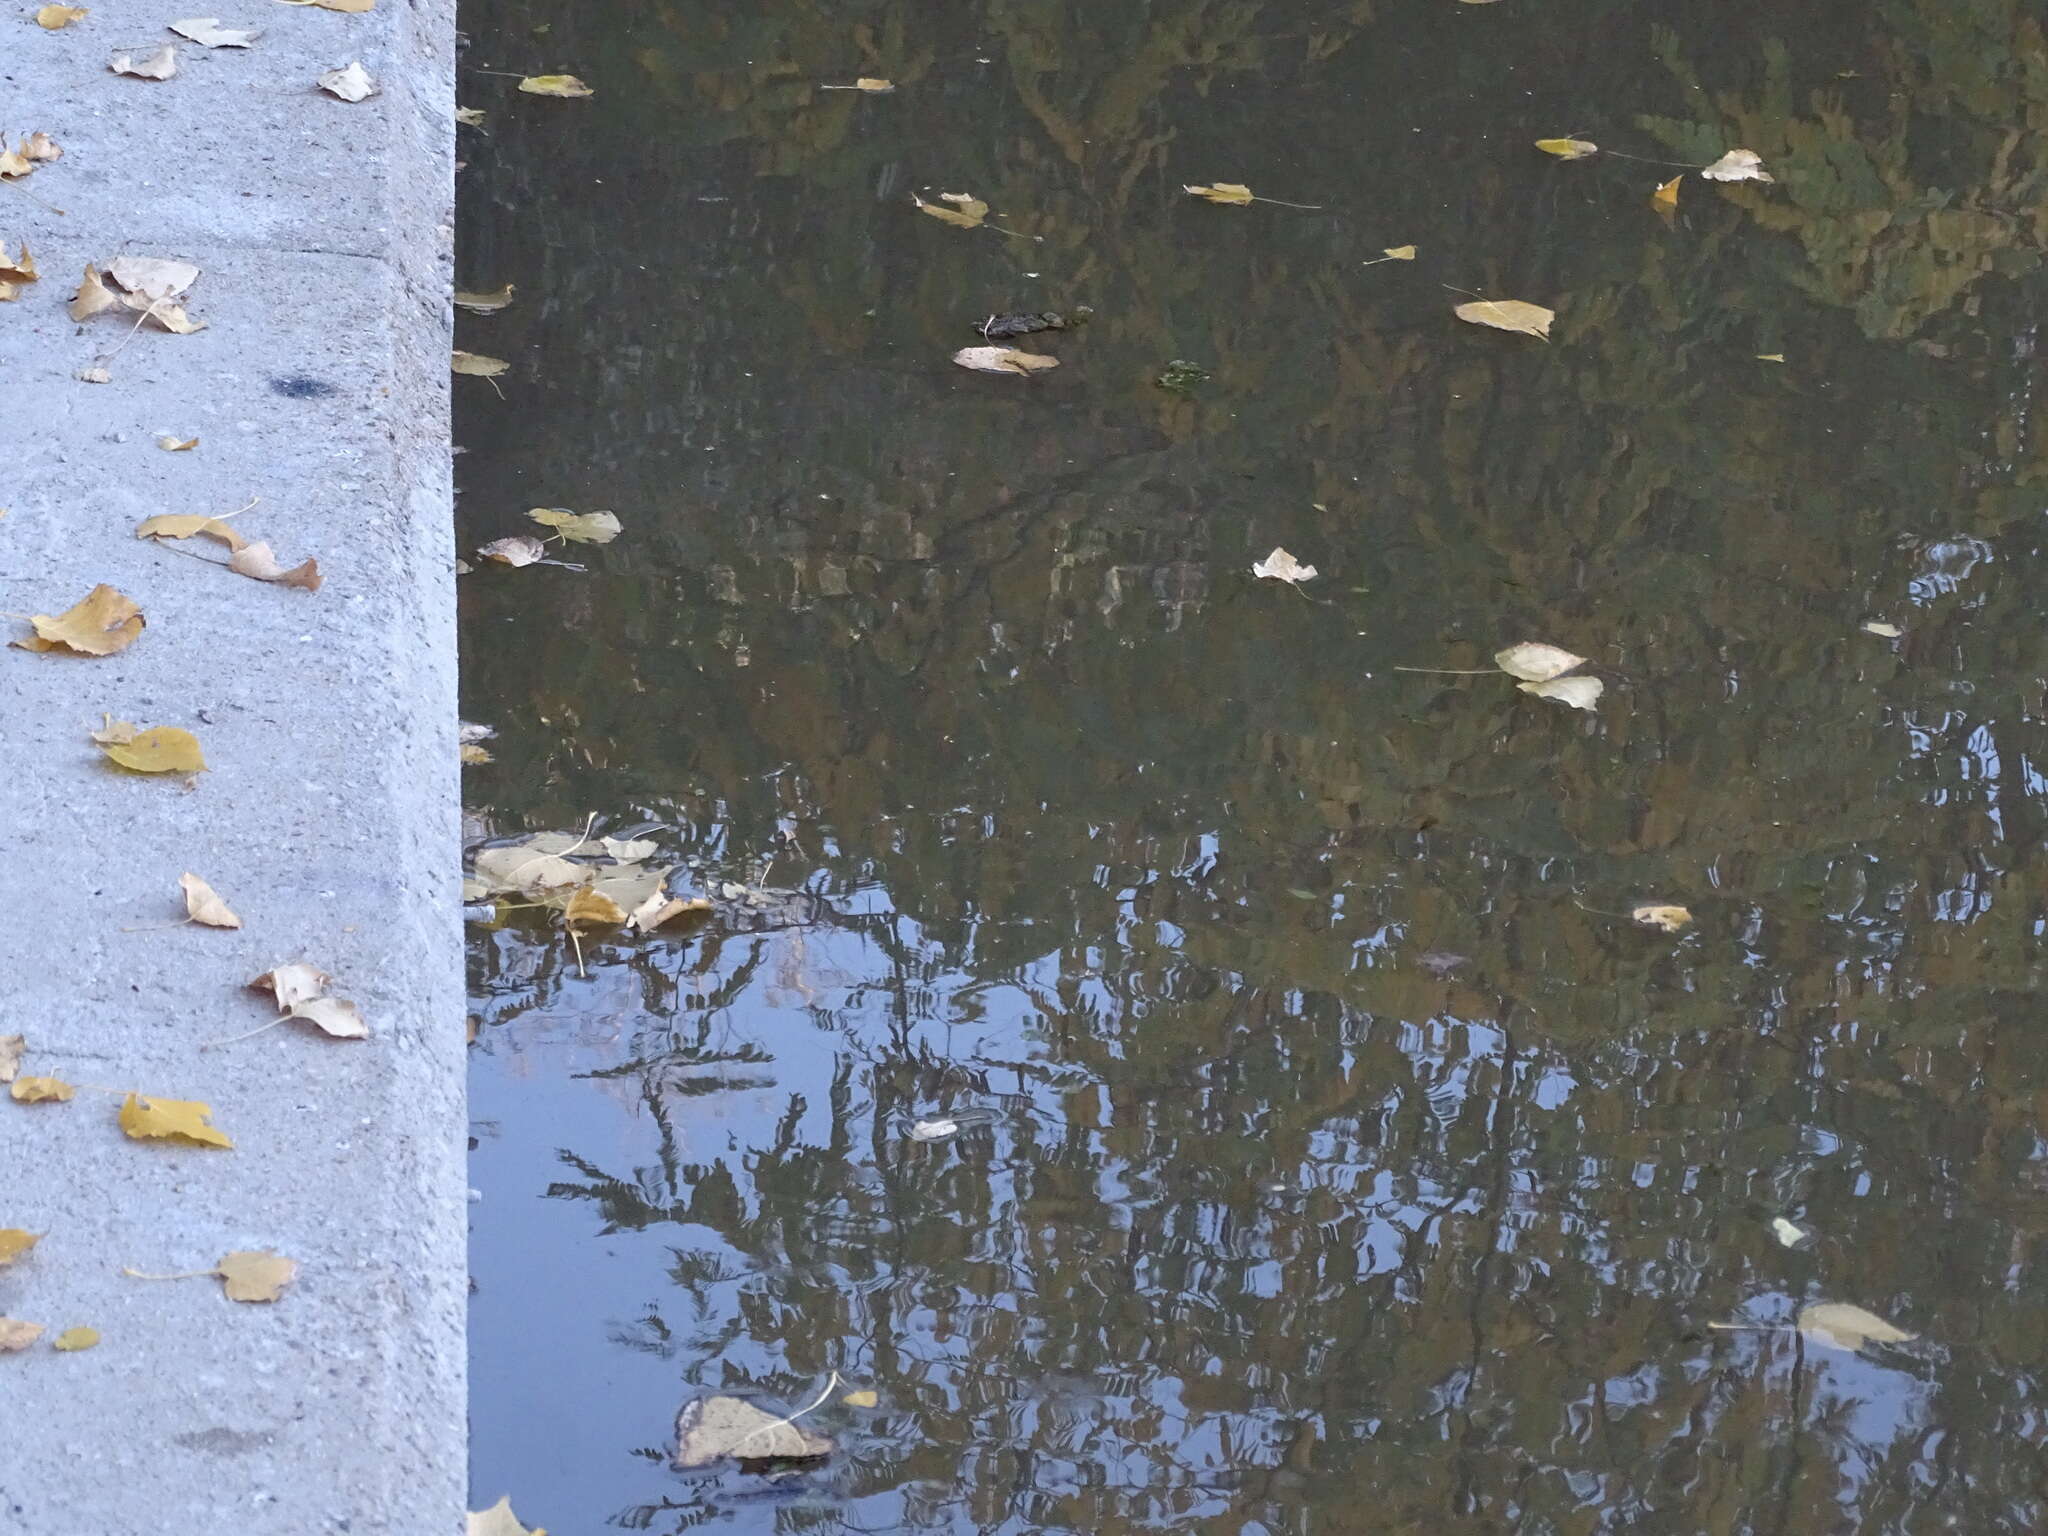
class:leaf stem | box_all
[1250,196,1323,210]
[1391,665,1501,675]
[198,1016,288,1049]
[122,1266,217,1282]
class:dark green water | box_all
[456,3,2048,1530]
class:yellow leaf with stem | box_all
[13,583,143,655]
[518,74,592,97]
[118,1094,233,1148]
[101,726,205,774]
[1534,137,1598,160]
[11,1077,75,1103]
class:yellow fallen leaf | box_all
[0,145,33,180]
[1184,182,1255,205]
[108,44,178,80]
[1757,353,1785,363]
[1494,642,1587,682]
[229,541,322,591]
[1453,298,1554,340]
[35,5,89,27]
[119,1093,233,1148]
[1797,1301,1914,1351]
[179,873,240,929]
[11,1077,76,1103]
[517,74,592,97]
[157,435,199,452]
[53,1327,98,1351]
[0,238,37,287]
[952,346,1058,375]
[21,132,61,163]
[101,726,205,774]
[564,884,627,929]
[0,1230,40,1265]
[318,61,377,102]
[526,507,620,544]
[853,77,893,91]
[13,584,144,656]
[469,1495,546,1536]
[250,964,330,1011]
[1652,175,1681,209]
[911,192,987,229]
[136,513,247,551]
[1381,244,1416,260]
[453,284,515,313]
[169,18,259,46]
[1534,137,1598,160]
[0,1319,44,1352]
[0,1035,20,1082]
[68,264,119,321]
[89,714,137,745]
[1702,148,1773,183]
[478,535,546,566]
[460,743,494,764]
[452,350,509,377]
[1631,904,1692,933]
[454,106,485,126]
[216,1249,298,1302]
[841,1388,879,1408]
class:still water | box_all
[456,2,2048,1529]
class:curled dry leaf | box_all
[1381,244,1416,260]
[0,145,33,181]
[109,44,179,80]
[1454,298,1554,340]
[13,584,144,656]
[478,535,546,566]
[1631,904,1692,933]
[169,18,260,46]
[0,1320,44,1352]
[1797,1301,1914,1352]
[36,5,90,27]
[53,1327,99,1351]
[452,351,509,377]
[453,284,515,313]
[912,192,988,229]
[527,507,620,544]
[674,1394,834,1468]
[468,1495,544,1536]
[1534,137,1598,160]
[216,1250,298,1302]
[250,963,329,1011]
[1702,148,1773,183]
[287,997,368,1039]
[318,61,377,102]
[179,873,240,929]
[69,264,120,321]
[628,892,711,934]
[600,836,658,862]
[0,1230,40,1265]
[229,541,322,591]
[517,74,592,97]
[12,1077,76,1103]
[1251,547,1316,584]
[22,133,61,164]
[454,106,485,126]
[89,714,137,745]
[1653,175,1681,210]
[0,239,37,303]
[119,1093,233,1148]
[158,435,198,452]
[563,884,627,929]
[1183,182,1255,204]
[1493,642,1587,683]
[0,1034,21,1083]
[1518,675,1603,712]
[137,513,245,550]
[101,726,205,773]
[952,346,1058,376]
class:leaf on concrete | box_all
[114,252,203,294]
[1493,642,1587,682]
[11,1077,75,1103]
[526,507,620,544]
[179,873,241,929]
[563,884,627,929]
[0,238,38,285]
[469,1496,546,1536]
[216,1249,298,1302]
[1454,298,1554,340]
[1797,1301,1913,1352]
[912,192,988,229]
[119,1093,233,1148]
[453,284,515,313]
[169,17,260,46]
[1631,904,1692,933]
[0,145,33,181]
[0,1319,44,1352]
[1251,547,1316,584]
[35,5,89,28]
[101,726,205,774]
[0,1230,41,1265]
[1702,148,1773,183]
[318,61,377,101]
[52,1327,98,1351]
[1534,137,1598,160]
[0,1035,20,1082]
[249,963,330,1011]
[13,584,144,655]
[952,346,1058,375]
[452,351,509,377]
[109,44,178,79]
[1518,675,1603,711]
[477,535,546,566]
[68,264,120,321]
[229,541,322,591]
[674,1395,834,1468]
[157,435,199,451]
[137,513,246,550]
[286,996,368,1039]
[1183,182,1255,204]
[517,74,592,97]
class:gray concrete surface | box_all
[0,4,463,1532]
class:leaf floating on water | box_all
[1702,148,1773,183]
[1631,904,1692,933]
[13,584,144,656]
[517,74,592,97]
[11,1077,76,1103]
[179,873,240,929]
[454,106,486,126]
[1534,137,1598,160]
[527,507,621,544]
[52,1327,99,1351]
[0,1230,41,1265]
[1652,175,1681,210]
[841,1388,879,1408]
[109,44,178,79]
[563,884,627,929]
[0,1319,44,1352]
[1770,1217,1813,1250]
[1251,547,1317,584]
[674,1394,835,1468]
[460,743,493,764]
[1862,620,1902,638]
[1518,675,1602,711]
[911,192,988,229]
[215,1249,298,1302]
[1756,353,1786,363]
[100,725,205,774]
[228,541,322,591]
[169,18,260,46]
[823,77,894,92]
[453,284,515,313]
[908,1118,959,1142]
[468,1495,546,1536]
[952,346,1057,376]
[452,351,509,378]
[628,892,712,934]
[1493,643,1587,683]
[68,264,121,322]
[1381,244,1415,260]
[35,5,89,27]
[1797,1301,1914,1352]
[119,1093,233,1148]
[318,61,377,101]
[1454,298,1554,340]
[477,535,546,566]
[1183,182,1254,205]
[137,513,246,551]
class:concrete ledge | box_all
[0,4,463,1532]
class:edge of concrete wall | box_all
[0,2,464,1531]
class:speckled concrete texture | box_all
[0,4,463,1532]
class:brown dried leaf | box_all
[157,435,199,452]
[526,507,620,543]
[452,350,509,377]
[13,584,144,656]
[1251,547,1316,584]
[1183,182,1255,204]
[1493,642,1587,682]
[108,256,200,300]
[628,893,712,934]
[68,263,120,321]
[53,1327,98,1351]
[912,192,987,229]
[563,884,627,929]
[169,17,260,46]
[179,872,240,929]
[229,541,322,591]
[1702,148,1773,183]
[468,1496,544,1536]
[1534,137,1598,160]
[1631,904,1693,933]
[287,997,368,1039]
[21,133,62,163]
